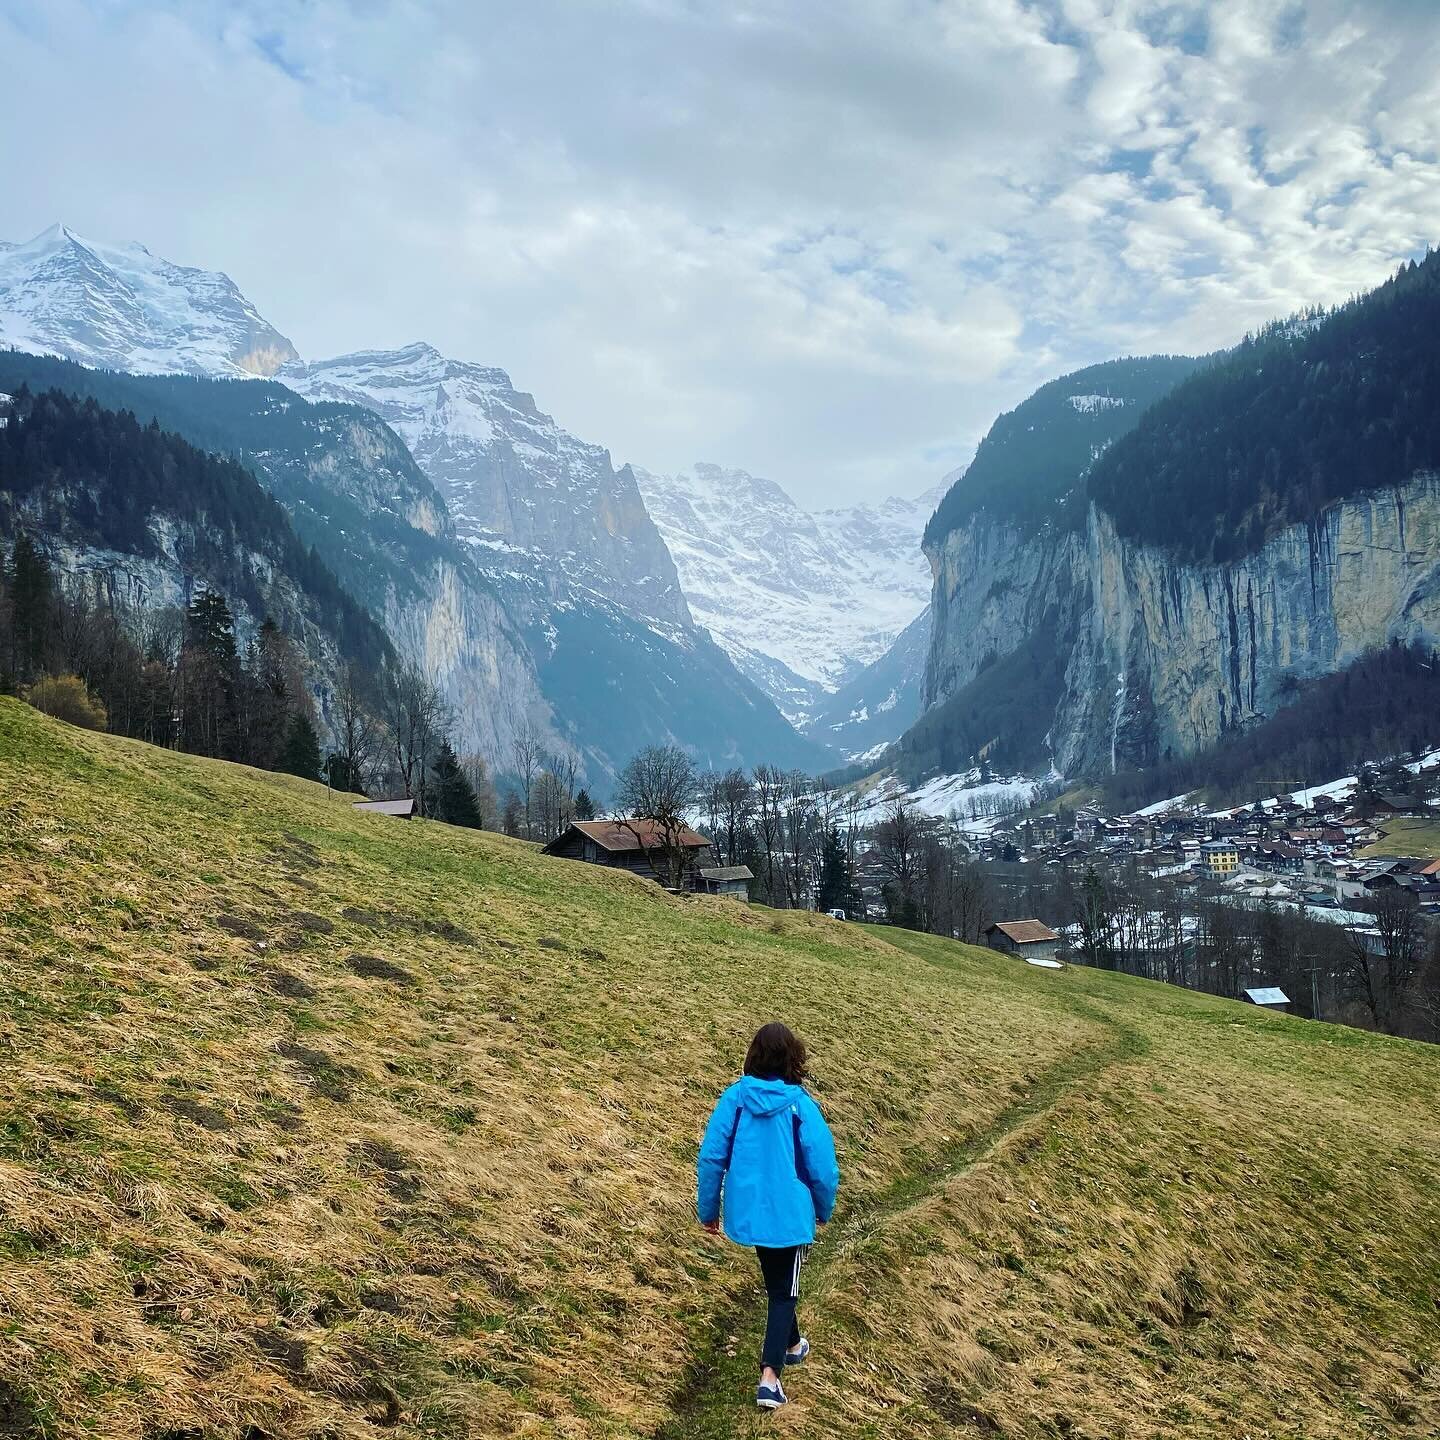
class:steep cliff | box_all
[914,255,1440,783]
[1054,474,1440,774]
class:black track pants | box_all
[755,1245,805,1374]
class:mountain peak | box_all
[0,226,299,377]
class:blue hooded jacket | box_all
[697,1075,840,1247]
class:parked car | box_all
[826,908,847,920]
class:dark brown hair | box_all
[743,1021,809,1086]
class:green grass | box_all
[1,697,1439,1438]
[1363,814,1440,859]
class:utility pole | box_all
[1303,961,1323,1021]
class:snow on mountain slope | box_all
[809,605,932,763]
[632,461,942,724]
[281,345,690,632]
[0,225,297,377]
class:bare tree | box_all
[331,662,379,794]
[615,744,699,889]
[384,664,450,809]
[511,721,541,839]
[1372,887,1425,1030]
[752,764,787,904]
[717,768,754,868]
[953,859,991,945]
[534,769,567,841]
[784,770,815,908]
[460,751,500,830]
[874,795,921,927]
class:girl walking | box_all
[697,1022,840,1410]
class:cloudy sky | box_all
[3,0,1438,506]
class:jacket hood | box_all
[737,1074,798,1117]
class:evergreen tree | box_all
[278,711,322,781]
[9,533,53,685]
[179,588,238,758]
[573,787,596,820]
[431,739,482,827]
[325,751,367,795]
[186,589,237,662]
[816,824,855,915]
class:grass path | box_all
[654,963,1148,1440]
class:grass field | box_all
[2,697,1438,1439]
[1363,815,1440,860]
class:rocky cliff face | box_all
[922,473,1440,778]
[1054,472,1440,774]
[281,345,690,631]
[923,513,1087,710]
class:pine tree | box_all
[9,533,54,685]
[278,711,322,781]
[186,589,237,663]
[431,739,482,827]
[573,787,596,820]
[816,824,855,915]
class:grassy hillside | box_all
[1363,815,1440,859]
[1,697,1437,1440]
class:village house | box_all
[542,818,713,890]
[1201,838,1240,878]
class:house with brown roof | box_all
[542,818,714,890]
[984,919,1062,961]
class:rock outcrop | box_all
[921,473,1440,776]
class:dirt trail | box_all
[654,992,1147,1439]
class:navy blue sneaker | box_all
[756,1379,787,1409]
[784,1337,810,1366]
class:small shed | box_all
[1243,986,1291,1013]
[699,864,754,901]
[984,919,1061,961]
[352,798,417,819]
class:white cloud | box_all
[0,0,1436,505]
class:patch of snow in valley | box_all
[854,766,1049,823]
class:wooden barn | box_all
[984,918,1062,961]
[542,818,714,890]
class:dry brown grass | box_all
[3,701,1438,1438]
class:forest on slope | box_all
[923,354,1201,546]
[1087,250,1440,562]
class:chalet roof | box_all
[987,919,1061,945]
[1417,858,1440,876]
[552,818,710,853]
[352,798,416,818]
[699,865,754,882]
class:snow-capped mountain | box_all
[279,344,689,631]
[0,225,297,377]
[633,461,942,728]
[0,226,823,780]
